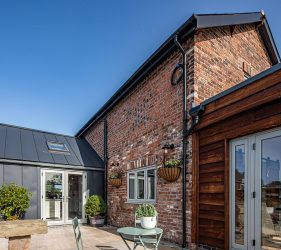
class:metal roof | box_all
[190,63,281,116]
[0,123,103,169]
[76,12,280,137]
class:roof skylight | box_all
[47,141,69,153]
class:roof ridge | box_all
[0,122,74,138]
[76,11,280,137]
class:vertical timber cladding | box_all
[192,68,281,249]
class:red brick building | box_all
[76,12,280,249]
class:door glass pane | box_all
[261,136,281,250]
[68,174,83,220]
[45,172,62,221]
[147,169,155,200]
[235,144,245,245]
[137,171,144,199]
[129,173,135,199]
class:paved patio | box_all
[0,225,180,250]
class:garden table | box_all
[117,226,163,250]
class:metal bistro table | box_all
[117,227,163,250]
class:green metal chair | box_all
[72,217,84,250]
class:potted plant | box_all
[158,159,182,182]
[85,195,106,227]
[135,204,157,229]
[109,165,124,187]
[0,183,32,221]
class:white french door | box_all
[230,128,281,250]
[41,169,87,225]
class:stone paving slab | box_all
[0,225,181,250]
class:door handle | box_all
[62,196,70,201]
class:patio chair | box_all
[133,213,159,249]
[72,217,84,250]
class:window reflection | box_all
[137,171,144,199]
[261,136,281,250]
[129,173,135,199]
[147,169,155,200]
[235,145,245,245]
[45,172,62,221]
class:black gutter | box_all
[76,15,196,137]
[76,12,279,137]
[174,34,189,249]
[190,62,281,116]
[104,119,108,208]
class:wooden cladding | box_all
[194,139,226,249]
[192,68,281,249]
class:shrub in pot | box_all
[0,183,32,221]
[158,159,182,182]
[85,195,106,227]
[135,204,157,229]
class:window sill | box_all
[126,200,156,205]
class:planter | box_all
[266,207,274,214]
[158,166,181,182]
[109,178,122,187]
[0,219,48,250]
[140,216,157,229]
[89,216,105,227]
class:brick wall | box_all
[85,120,104,160]
[106,38,194,244]
[84,24,272,248]
[194,24,271,104]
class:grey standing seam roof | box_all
[0,123,103,169]
[76,11,280,137]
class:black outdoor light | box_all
[162,143,175,150]
[162,143,175,164]
[110,162,119,167]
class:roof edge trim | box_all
[190,63,281,116]
[0,158,105,171]
[76,12,280,137]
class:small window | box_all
[47,141,69,152]
[127,167,156,202]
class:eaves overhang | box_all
[76,12,280,137]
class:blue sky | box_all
[0,0,280,135]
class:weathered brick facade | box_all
[194,24,271,104]
[84,24,271,247]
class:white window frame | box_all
[230,127,281,250]
[127,166,156,203]
[230,139,250,250]
[41,169,88,225]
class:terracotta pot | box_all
[158,166,181,182]
[109,178,122,187]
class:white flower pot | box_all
[140,216,156,229]
[266,207,274,214]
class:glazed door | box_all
[255,131,281,250]
[42,170,87,224]
[65,172,87,223]
[230,129,281,250]
[42,170,64,224]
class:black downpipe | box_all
[174,35,188,249]
[104,119,108,223]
